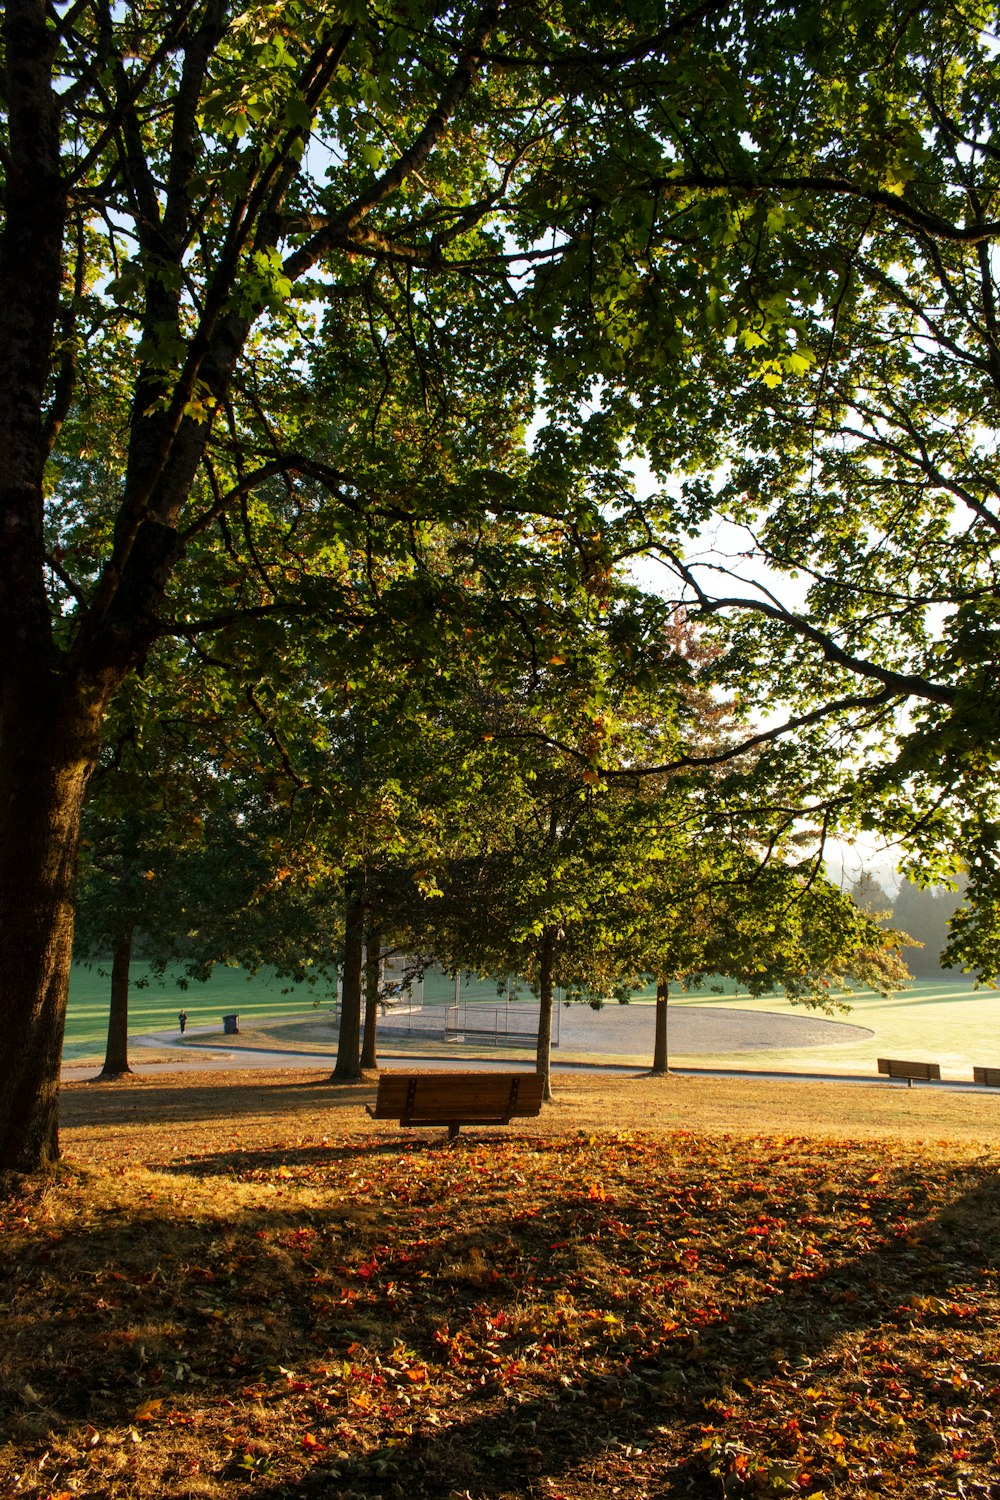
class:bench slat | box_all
[877,1057,941,1085]
[366,1072,544,1133]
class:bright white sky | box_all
[623,466,905,895]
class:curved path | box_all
[62,1001,877,1083]
[61,1001,1000,1092]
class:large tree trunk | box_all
[0,700,100,1170]
[0,4,75,1173]
[360,923,382,1072]
[535,925,557,1103]
[651,977,670,1075]
[332,870,365,1082]
[97,928,135,1080]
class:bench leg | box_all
[448,1122,460,1141]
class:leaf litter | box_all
[1,1071,999,1499]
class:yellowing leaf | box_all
[784,350,813,376]
[133,1398,164,1421]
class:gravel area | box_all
[357,999,873,1053]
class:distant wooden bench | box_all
[973,1066,1000,1088]
[877,1057,941,1087]
[366,1071,545,1139]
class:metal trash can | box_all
[222,1013,240,1035]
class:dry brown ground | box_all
[2,1070,999,1500]
[57,1066,1000,1160]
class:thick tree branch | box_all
[495,686,901,781]
[0,0,67,655]
[42,211,86,454]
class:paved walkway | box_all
[60,1000,990,1094]
[59,1049,998,1094]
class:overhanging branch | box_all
[652,546,958,707]
[661,170,1000,245]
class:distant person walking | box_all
[178,1010,188,1035]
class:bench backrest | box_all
[371,1071,544,1123]
[973,1065,1000,1088]
[877,1057,941,1080]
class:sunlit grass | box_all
[63,963,339,1058]
[673,980,999,1078]
[64,964,518,1055]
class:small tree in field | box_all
[75,656,346,1077]
[391,585,905,1093]
[639,857,910,1075]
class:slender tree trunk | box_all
[332,870,365,1082]
[535,925,557,1103]
[97,928,134,1080]
[360,922,382,1072]
[651,977,670,1075]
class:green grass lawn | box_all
[63,963,512,1059]
[664,976,998,1077]
[62,963,338,1059]
[65,962,997,1076]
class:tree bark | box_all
[0,6,107,1171]
[0,692,101,1170]
[535,925,557,1102]
[360,923,382,1071]
[97,928,135,1080]
[651,977,670,1075]
[332,870,365,1081]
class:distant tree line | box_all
[853,874,968,978]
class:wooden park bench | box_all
[973,1066,1000,1088]
[366,1071,545,1139]
[877,1057,942,1087]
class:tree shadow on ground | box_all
[5,1138,1000,1498]
[250,1158,1000,1496]
[59,1074,375,1131]
[153,1131,549,1176]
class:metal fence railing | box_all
[444,1000,559,1048]
[332,962,561,1049]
